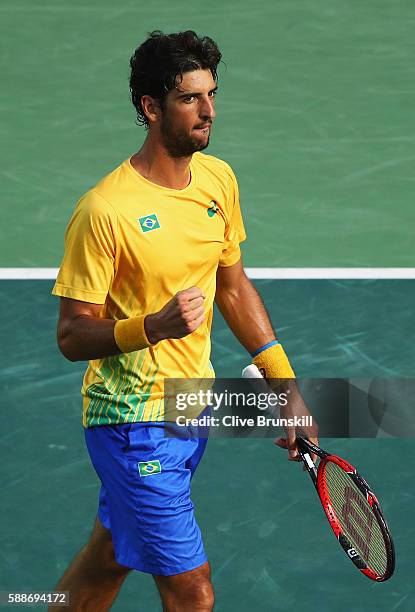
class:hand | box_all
[273,380,319,464]
[144,287,205,343]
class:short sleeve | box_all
[52,190,117,304]
[218,165,246,267]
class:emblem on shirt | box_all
[207,200,219,217]
[138,214,161,233]
[138,460,162,476]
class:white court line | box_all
[1,268,415,280]
[0,268,60,279]
[246,268,415,279]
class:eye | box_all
[209,90,217,98]
[183,96,195,103]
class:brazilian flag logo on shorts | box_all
[138,460,162,477]
[138,214,161,233]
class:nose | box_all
[200,95,216,120]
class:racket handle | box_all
[297,437,318,487]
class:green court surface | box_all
[1,0,414,610]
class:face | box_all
[158,69,217,158]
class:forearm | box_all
[57,287,205,362]
[215,271,276,354]
[58,315,121,362]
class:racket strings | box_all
[324,461,387,576]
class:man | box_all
[51,30,317,611]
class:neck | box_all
[131,135,192,190]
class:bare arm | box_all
[56,288,205,362]
[215,258,319,458]
[215,259,276,353]
[56,298,120,362]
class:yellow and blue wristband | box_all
[251,340,295,379]
[114,315,152,354]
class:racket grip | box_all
[297,437,318,486]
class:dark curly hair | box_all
[129,30,222,127]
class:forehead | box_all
[172,69,216,94]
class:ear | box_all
[140,95,162,125]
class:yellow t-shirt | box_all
[52,152,246,426]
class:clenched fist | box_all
[144,287,205,344]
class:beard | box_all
[160,113,211,158]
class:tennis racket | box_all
[242,364,395,581]
[295,436,395,581]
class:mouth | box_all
[194,123,212,131]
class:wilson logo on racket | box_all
[341,486,374,560]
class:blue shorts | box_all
[84,420,209,576]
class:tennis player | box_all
[50,30,317,611]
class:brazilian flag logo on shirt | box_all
[138,460,162,476]
[139,214,161,233]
